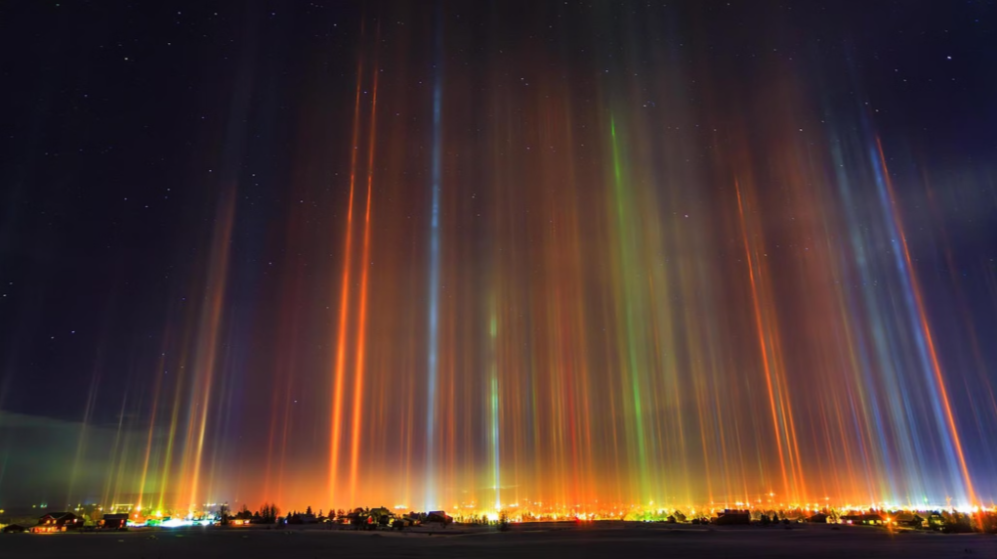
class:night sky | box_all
[1,1,996,513]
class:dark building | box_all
[100,514,129,530]
[287,513,317,525]
[891,512,924,528]
[714,509,750,525]
[425,511,453,527]
[840,513,884,526]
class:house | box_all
[840,513,884,526]
[100,513,129,530]
[231,510,253,526]
[891,512,924,528]
[925,512,945,530]
[287,513,317,525]
[2,524,27,534]
[807,513,829,523]
[714,509,750,525]
[424,511,453,527]
[32,512,82,533]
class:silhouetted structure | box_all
[840,513,884,526]
[894,512,924,528]
[425,510,453,528]
[714,509,750,525]
[287,513,317,524]
[100,513,128,530]
[232,509,253,525]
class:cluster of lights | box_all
[13,494,995,531]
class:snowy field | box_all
[1,521,994,559]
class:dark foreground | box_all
[2,522,995,559]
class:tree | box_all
[258,503,281,523]
[306,506,313,516]
[498,510,511,532]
